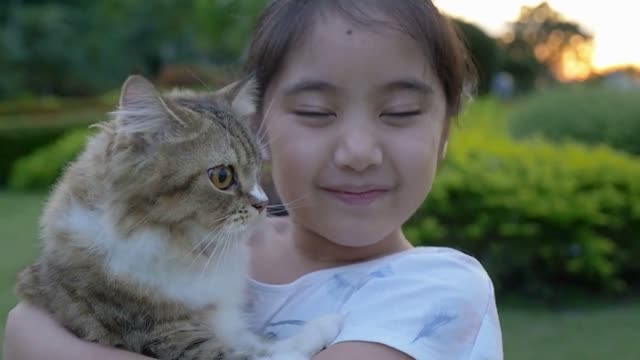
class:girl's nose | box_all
[334,127,383,172]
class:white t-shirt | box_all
[247,246,503,360]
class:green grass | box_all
[0,191,45,352]
[1,191,639,359]
[501,303,640,359]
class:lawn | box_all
[1,191,639,359]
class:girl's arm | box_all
[3,302,152,360]
[313,342,413,360]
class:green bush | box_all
[8,129,91,191]
[0,106,103,186]
[406,127,640,300]
[509,86,640,155]
[0,94,115,117]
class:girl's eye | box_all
[294,111,335,118]
[292,109,336,127]
[381,110,422,118]
[208,165,236,190]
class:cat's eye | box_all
[208,165,236,190]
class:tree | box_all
[501,2,593,82]
[452,18,499,95]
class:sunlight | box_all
[434,0,640,73]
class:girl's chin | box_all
[318,222,397,248]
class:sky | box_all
[433,0,639,71]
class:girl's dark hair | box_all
[244,0,477,119]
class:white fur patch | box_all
[61,201,249,309]
[250,184,268,204]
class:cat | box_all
[15,75,341,360]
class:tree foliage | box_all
[0,0,266,99]
[501,2,593,81]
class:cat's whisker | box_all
[213,232,232,273]
[186,231,218,271]
[267,205,308,217]
[189,218,233,268]
[256,94,278,143]
[125,209,155,235]
[185,214,234,269]
[204,228,233,276]
[185,213,234,256]
[200,231,225,278]
[270,203,309,212]
[266,198,308,209]
[268,194,310,208]
[187,68,213,93]
[185,231,216,263]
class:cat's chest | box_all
[106,241,249,308]
[65,204,250,308]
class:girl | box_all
[3,1,503,359]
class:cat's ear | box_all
[215,77,258,118]
[114,75,184,140]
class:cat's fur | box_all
[15,75,340,360]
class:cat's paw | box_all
[273,313,344,356]
[303,313,343,345]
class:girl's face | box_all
[262,14,448,247]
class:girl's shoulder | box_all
[248,244,501,359]
[388,246,492,285]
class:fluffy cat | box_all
[15,75,340,360]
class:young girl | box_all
[3,1,503,359]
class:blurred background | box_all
[0,1,638,358]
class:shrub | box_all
[509,85,640,155]
[405,128,640,300]
[8,129,91,191]
[0,103,105,186]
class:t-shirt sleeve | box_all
[330,248,503,360]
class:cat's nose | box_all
[249,184,269,214]
[251,200,267,213]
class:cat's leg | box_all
[268,314,344,358]
[209,306,343,359]
[138,319,269,360]
[208,305,276,355]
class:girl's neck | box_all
[249,217,413,285]
[288,220,413,268]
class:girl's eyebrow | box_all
[282,78,432,96]
[382,79,433,95]
[283,79,339,96]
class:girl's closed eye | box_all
[380,105,425,126]
[294,109,336,117]
[291,107,337,127]
[382,109,422,117]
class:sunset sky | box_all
[434,0,639,71]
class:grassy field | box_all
[1,191,639,359]
[0,191,44,353]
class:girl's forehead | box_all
[272,14,441,96]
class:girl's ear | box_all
[438,120,451,162]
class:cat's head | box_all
[102,75,267,248]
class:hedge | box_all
[8,129,91,191]
[0,108,103,186]
[406,128,640,299]
[509,85,640,155]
